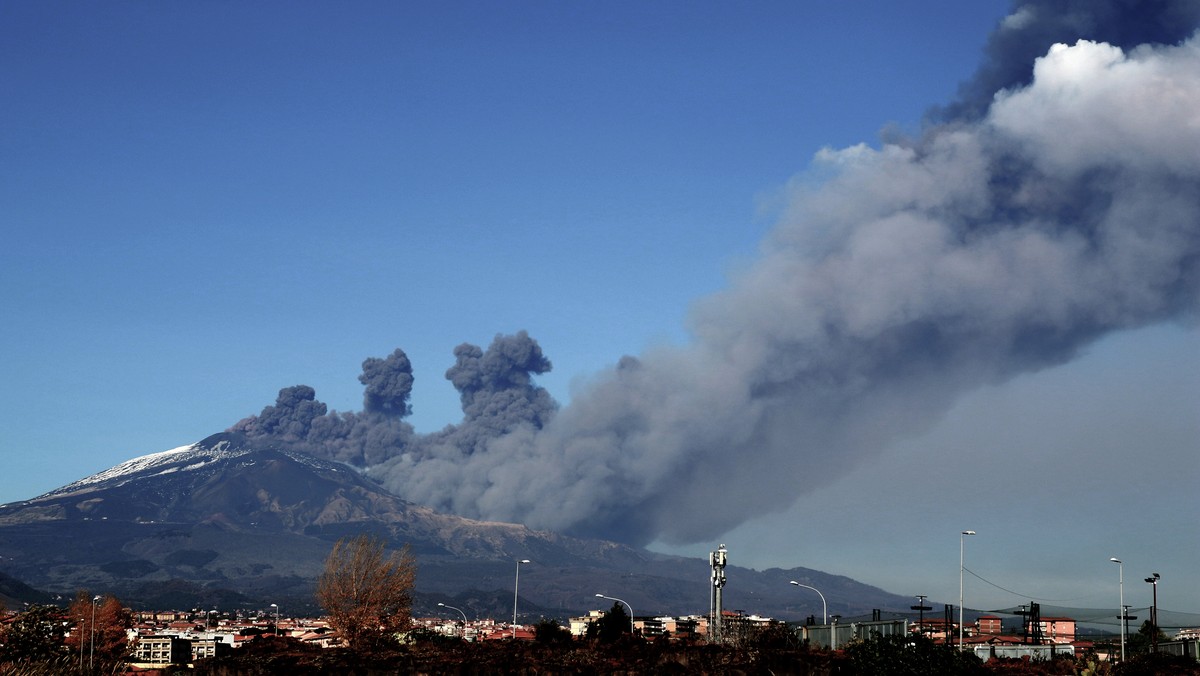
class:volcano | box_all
[0,433,916,618]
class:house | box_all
[296,628,340,649]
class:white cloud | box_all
[990,39,1200,174]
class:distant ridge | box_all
[0,570,55,608]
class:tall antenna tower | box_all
[709,543,727,643]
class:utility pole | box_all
[910,596,931,635]
[1121,605,1137,658]
[1144,573,1160,652]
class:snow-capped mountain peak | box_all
[29,433,328,501]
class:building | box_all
[912,617,955,641]
[570,610,707,641]
[1036,616,1076,644]
[132,636,192,667]
[569,610,604,637]
[977,615,1003,635]
[190,637,232,661]
[636,615,702,641]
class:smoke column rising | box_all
[234,1,1200,546]
[231,332,555,471]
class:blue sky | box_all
[3,1,1197,614]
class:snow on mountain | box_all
[31,433,345,501]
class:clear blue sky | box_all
[3,1,1197,613]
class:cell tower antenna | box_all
[709,544,728,643]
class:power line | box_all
[962,566,1099,603]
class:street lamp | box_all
[1110,558,1124,662]
[438,602,468,639]
[270,603,279,637]
[513,559,530,639]
[596,593,635,635]
[960,530,975,649]
[788,581,828,625]
[89,595,101,670]
[1144,573,1160,652]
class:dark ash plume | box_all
[935,0,1200,122]
[234,1,1200,547]
[230,333,556,468]
[444,331,555,438]
[231,351,419,467]
[229,385,327,443]
[360,348,414,416]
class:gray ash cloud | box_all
[232,1,1200,546]
[359,348,414,417]
[230,331,554,470]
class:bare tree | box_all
[316,534,416,650]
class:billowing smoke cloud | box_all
[231,350,417,467]
[230,331,555,470]
[360,348,414,416]
[230,385,329,443]
[233,2,1200,546]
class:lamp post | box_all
[270,603,279,637]
[438,602,468,639]
[596,593,635,635]
[513,559,530,639]
[960,530,975,649]
[89,595,100,670]
[789,581,828,625]
[1110,558,1124,662]
[1144,573,1160,652]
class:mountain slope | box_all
[0,433,919,619]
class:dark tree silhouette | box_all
[0,604,67,665]
[1126,619,1169,657]
[587,602,631,644]
[843,632,985,676]
[534,618,573,646]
